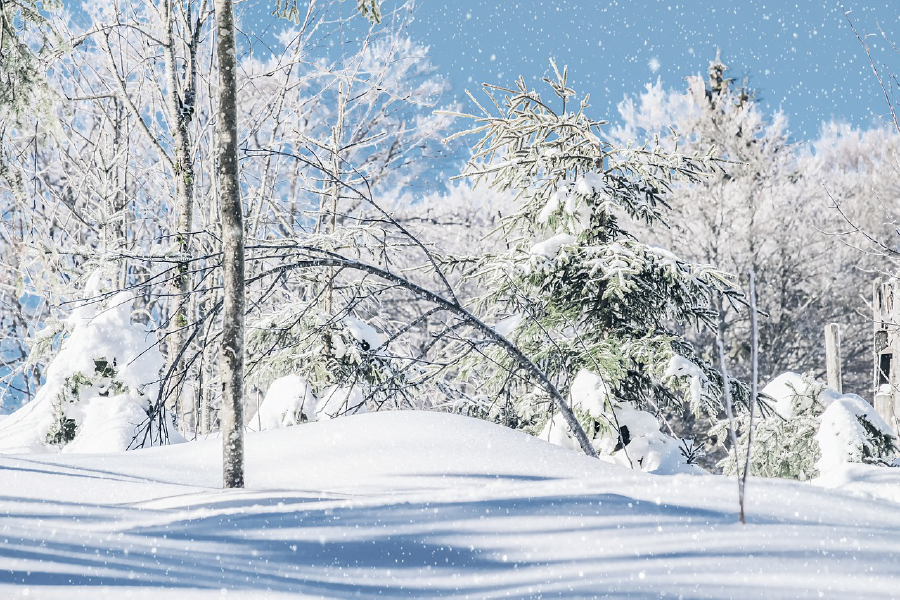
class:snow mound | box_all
[2,411,899,598]
[256,375,318,428]
[256,376,368,430]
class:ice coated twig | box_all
[740,270,759,522]
[717,335,744,524]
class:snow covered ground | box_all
[2,411,900,599]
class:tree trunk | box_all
[163,0,197,428]
[214,0,245,488]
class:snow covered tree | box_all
[0,0,61,406]
[0,0,58,121]
[448,63,746,468]
[0,0,450,441]
[0,269,176,452]
[612,53,885,396]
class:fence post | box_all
[825,323,842,393]
[873,278,900,432]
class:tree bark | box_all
[214,0,245,488]
[162,0,198,428]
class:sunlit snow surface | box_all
[1,411,899,598]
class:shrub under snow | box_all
[0,288,176,453]
[538,368,702,474]
[715,372,897,480]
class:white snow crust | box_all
[1,411,900,598]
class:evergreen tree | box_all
[450,63,746,465]
[0,0,58,119]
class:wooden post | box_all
[825,323,842,393]
[873,278,900,433]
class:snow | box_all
[537,411,578,450]
[664,354,707,409]
[316,385,366,419]
[256,374,318,428]
[816,395,894,472]
[491,313,522,337]
[2,411,900,598]
[573,172,605,196]
[528,233,575,258]
[343,316,385,351]
[0,292,165,454]
[536,186,564,223]
[763,372,817,419]
[257,378,367,426]
[569,368,608,417]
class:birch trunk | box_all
[214,0,245,488]
[163,0,198,427]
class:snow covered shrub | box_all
[254,373,369,429]
[247,300,392,421]
[0,272,177,452]
[538,368,703,472]
[448,62,747,466]
[714,373,897,481]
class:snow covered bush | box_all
[246,303,393,420]
[0,274,176,453]
[538,368,703,473]
[448,62,747,466]
[254,374,370,430]
[714,372,897,481]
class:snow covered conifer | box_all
[450,62,746,465]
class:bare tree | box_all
[214,0,245,488]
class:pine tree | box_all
[0,0,58,119]
[450,63,746,464]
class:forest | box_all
[2,0,900,597]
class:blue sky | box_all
[389,0,898,142]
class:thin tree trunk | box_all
[163,0,197,426]
[214,0,245,488]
